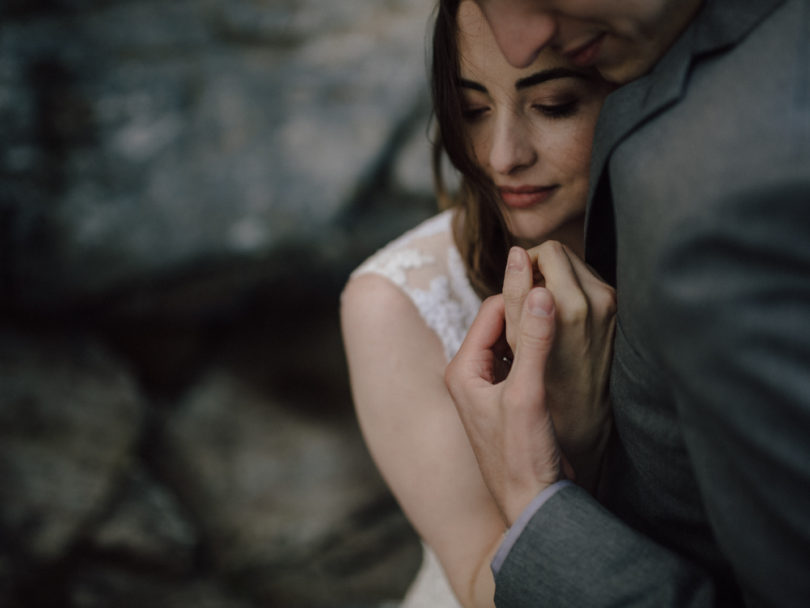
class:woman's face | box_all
[457,0,612,249]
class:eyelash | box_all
[462,107,488,122]
[534,100,579,119]
[461,100,580,123]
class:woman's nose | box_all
[489,115,538,176]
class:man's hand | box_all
[504,244,615,491]
[445,288,566,527]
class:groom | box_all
[446,0,810,605]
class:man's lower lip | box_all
[568,33,605,67]
[500,188,556,208]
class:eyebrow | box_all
[458,67,587,93]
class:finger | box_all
[503,247,533,352]
[529,242,587,325]
[505,287,556,403]
[560,247,617,318]
[559,245,594,287]
[446,294,505,389]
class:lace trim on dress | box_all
[351,210,481,362]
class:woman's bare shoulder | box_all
[341,270,419,328]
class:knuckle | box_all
[503,270,530,300]
[503,279,527,301]
[558,294,589,325]
[542,239,564,253]
[519,326,555,350]
[536,239,565,260]
[593,285,617,317]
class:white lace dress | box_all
[351,209,482,607]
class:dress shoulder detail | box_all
[351,210,481,362]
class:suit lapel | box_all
[584,26,696,285]
[583,0,786,285]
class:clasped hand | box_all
[445,243,616,526]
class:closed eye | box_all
[533,100,579,119]
[462,106,489,122]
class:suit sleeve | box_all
[495,178,810,608]
[495,483,715,607]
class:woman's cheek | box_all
[561,120,597,171]
[471,132,492,172]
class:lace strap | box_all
[352,211,481,361]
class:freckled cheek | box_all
[541,130,592,180]
[469,131,494,172]
[559,123,597,178]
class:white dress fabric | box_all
[351,209,482,607]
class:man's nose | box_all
[479,3,557,68]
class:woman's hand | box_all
[502,244,616,493]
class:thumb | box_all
[508,287,556,398]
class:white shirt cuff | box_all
[490,480,574,576]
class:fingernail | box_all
[507,247,525,271]
[528,289,553,316]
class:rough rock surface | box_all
[0,0,440,605]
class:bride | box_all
[341,1,615,605]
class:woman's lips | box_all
[499,186,558,209]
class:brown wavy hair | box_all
[431,0,514,299]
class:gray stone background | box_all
[1,0,442,606]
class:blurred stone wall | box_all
[0,0,440,606]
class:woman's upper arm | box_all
[340,273,503,607]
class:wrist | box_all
[566,415,613,495]
[503,476,558,526]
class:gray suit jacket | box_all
[495,0,810,606]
